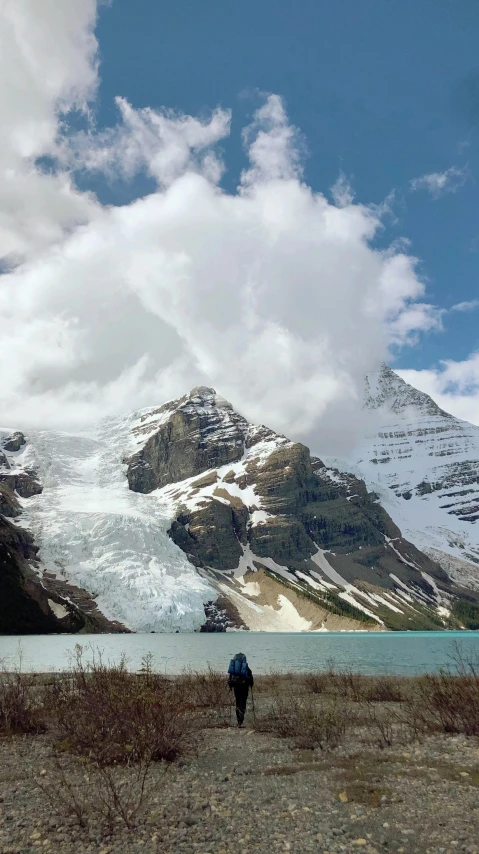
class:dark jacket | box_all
[228,666,254,690]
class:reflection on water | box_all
[1,631,478,674]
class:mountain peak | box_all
[185,386,234,412]
[187,386,217,400]
[127,385,248,494]
[365,364,449,418]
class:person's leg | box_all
[233,687,243,725]
[235,687,248,726]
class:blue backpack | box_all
[228,655,249,683]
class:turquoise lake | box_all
[1,631,478,674]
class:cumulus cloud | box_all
[0,1,446,454]
[398,353,479,426]
[410,165,467,198]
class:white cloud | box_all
[330,172,355,208]
[240,94,305,186]
[451,299,479,312]
[0,0,100,262]
[0,2,448,455]
[398,352,479,426]
[64,96,232,187]
[410,166,467,198]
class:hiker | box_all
[227,652,254,727]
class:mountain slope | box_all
[3,385,479,633]
[125,387,477,631]
[340,364,479,591]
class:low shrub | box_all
[46,647,196,766]
[35,753,157,831]
[302,672,330,695]
[178,665,229,709]
[401,649,479,737]
[364,702,398,748]
[0,671,45,735]
[254,693,348,750]
[406,672,479,736]
[175,665,232,727]
[333,670,365,702]
[363,676,403,703]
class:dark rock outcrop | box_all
[0,472,43,498]
[0,483,21,517]
[246,443,319,515]
[249,515,315,563]
[170,499,244,570]
[200,595,245,631]
[2,431,26,452]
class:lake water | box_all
[1,631,478,675]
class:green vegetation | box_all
[262,568,376,625]
[451,599,479,630]
[374,599,446,631]
[321,589,375,624]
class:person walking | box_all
[227,652,254,727]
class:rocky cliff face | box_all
[343,365,479,592]
[127,388,248,493]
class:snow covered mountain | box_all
[3,384,478,634]
[339,364,479,592]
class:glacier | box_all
[11,413,214,632]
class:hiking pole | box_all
[251,686,256,722]
[230,696,233,728]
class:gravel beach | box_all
[1,718,479,854]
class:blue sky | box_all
[92,0,479,371]
[2,0,479,436]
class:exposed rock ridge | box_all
[127,387,249,493]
